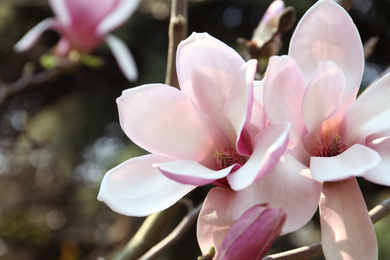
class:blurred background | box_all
[0,0,389,259]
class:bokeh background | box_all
[0,0,389,259]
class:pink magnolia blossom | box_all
[199,202,286,260]
[98,32,290,217]
[263,0,390,258]
[14,0,139,81]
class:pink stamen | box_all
[214,147,244,170]
[312,133,346,157]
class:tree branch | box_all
[165,0,188,88]
[138,203,203,260]
[263,197,390,260]
[0,66,65,106]
[111,204,180,260]
[335,0,354,11]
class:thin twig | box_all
[363,36,380,59]
[165,0,188,88]
[138,203,203,260]
[112,204,180,260]
[336,0,354,11]
[263,197,390,260]
[0,66,64,106]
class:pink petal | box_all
[245,80,267,141]
[65,0,118,28]
[117,84,229,167]
[49,0,70,26]
[97,0,141,35]
[289,0,364,109]
[217,205,286,260]
[342,72,390,145]
[14,18,60,52]
[224,59,257,153]
[310,144,381,182]
[97,154,195,217]
[234,153,322,234]
[260,0,285,25]
[197,188,239,255]
[105,35,138,81]
[227,122,290,191]
[320,178,378,260]
[301,61,345,135]
[364,136,390,186]
[157,160,233,186]
[176,33,245,138]
[263,56,306,144]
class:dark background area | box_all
[0,0,389,259]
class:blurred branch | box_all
[138,203,203,260]
[165,0,188,88]
[335,0,354,11]
[112,204,180,260]
[364,36,380,59]
[263,197,390,260]
[0,65,65,106]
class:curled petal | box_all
[225,59,257,153]
[98,154,195,217]
[157,160,233,186]
[310,144,381,182]
[216,205,286,260]
[320,178,378,260]
[14,18,60,52]
[117,84,229,166]
[289,0,364,107]
[227,122,290,191]
[105,35,138,81]
[97,0,141,35]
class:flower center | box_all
[312,133,346,157]
[214,147,244,170]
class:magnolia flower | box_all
[14,0,139,81]
[263,0,390,258]
[198,203,286,260]
[98,32,290,217]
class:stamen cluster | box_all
[312,133,346,157]
[214,147,244,170]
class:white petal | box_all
[98,154,195,216]
[14,18,59,52]
[105,35,138,81]
[97,0,141,35]
[310,144,381,182]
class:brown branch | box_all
[263,197,390,260]
[0,66,65,106]
[363,36,380,59]
[335,0,354,11]
[165,0,188,88]
[138,203,203,260]
[111,204,181,260]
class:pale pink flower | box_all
[263,0,390,258]
[14,0,139,81]
[199,203,286,260]
[98,32,290,217]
